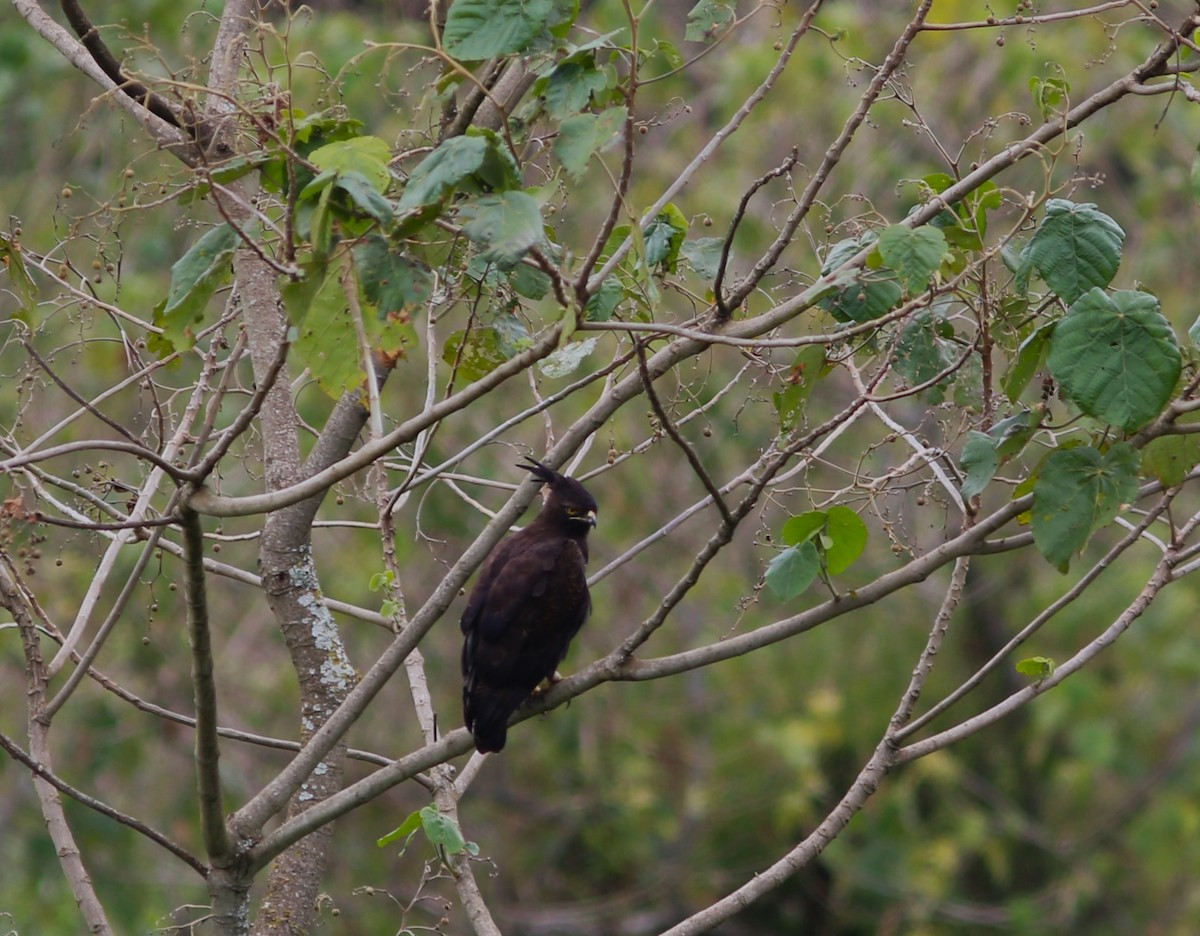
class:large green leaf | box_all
[1031,443,1140,571]
[443,0,572,59]
[459,191,544,267]
[354,236,433,312]
[554,106,627,179]
[378,806,478,856]
[292,264,363,398]
[1047,288,1181,431]
[1141,432,1200,487]
[877,225,948,295]
[309,136,392,192]
[398,135,488,212]
[155,223,240,351]
[541,59,612,120]
[680,237,725,281]
[1018,199,1124,303]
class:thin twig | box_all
[634,340,733,526]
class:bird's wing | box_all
[460,529,565,640]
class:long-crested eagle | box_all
[460,458,598,753]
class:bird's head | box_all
[519,458,598,529]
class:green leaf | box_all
[680,237,725,280]
[824,505,868,575]
[459,191,544,267]
[876,225,948,294]
[644,204,688,272]
[443,0,568,59]
[960,431,1000,500]
[960,410,1043,500]
[991,408,1043,459]
[1141,433,1200,487]
[772,345,826,433]
[1029,74,1071,119]
[781,511,827,547]
[0,231,36,320]
[1016,656,1057,679]
[585,276,623,322]
[443,327,510,382]
[292,261,364,398]
[490,308,534,357]
[334,172,396,226]
[1018,199,1124,303]
[1031,443,1140,571]
[554,106,627,179]
[1004,321,1055,403]
[443,0,548,59]
[377,809,424,849]
[354,236,433,312]
[685,0,734,42]
[398,135,489,212]
[508,264,551,300]
[541,60,612,120]
[539,337,598,378]
[894,310,954,394]
[1189,311,1200,347]
[819,235,902,323]
[419,805,475,855]
[155,224,240,351]
[765,541,820,601]
[310,136,392,192]
[1047,288,1181,431]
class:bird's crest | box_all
[518,457,598,524]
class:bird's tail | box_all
[464,687,529,753]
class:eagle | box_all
[460,458,598,753]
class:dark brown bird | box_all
[460,458,598,753]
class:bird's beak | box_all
[586,510,597,527]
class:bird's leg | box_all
[528,670,564,699]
